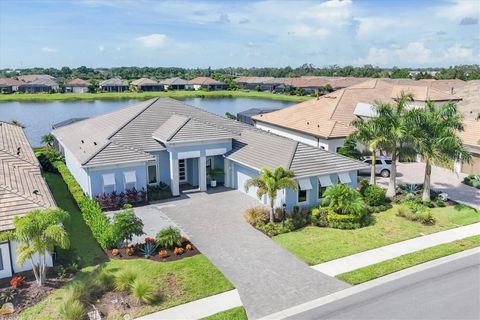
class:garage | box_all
[462,152,480,175]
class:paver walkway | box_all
[136,289,242,320]
[377,162,480,209]
[157,187,349,319]
[313,222,480,276]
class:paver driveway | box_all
[158,187,349,319]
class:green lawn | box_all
[202,307,248,320]
[20,255,234,320]
[337,235,480,285]
[274,205,480,265]
[42,171,106,266]
[0,90,310,102]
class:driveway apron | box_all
[158,188,349,319]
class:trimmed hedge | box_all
[53,161,116,249]
[327,212,363,229]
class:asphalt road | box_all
[288,253,480,320]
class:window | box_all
[297,179,312,204]
[375,160,382,165]
[124,171,137,190]
[338,172,352,184]
[318,175,333,199]
[148,164,157,184]
[298,188,308,203]
[384,160,392,165]
[179,159,187,182]
[102,173,116,193]
[318,181,327,199]
[364,160,372,164]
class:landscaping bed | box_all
[463,175,480,189]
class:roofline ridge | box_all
[328,88,345,120]
[287,141,299,170]
[0,183,48,207]
[166,115,191,142]
[0,149,39,167]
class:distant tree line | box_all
[1,64,479,81]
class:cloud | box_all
[41,47,57,53]
[443,45,475,61]
[239,18,250,24]
[217,13,230,24]
[358,42,432,66]
[98,45,105,52]
[288,25,329,38]
[136,34,167,48]
[435,0,480,21]
[460,17,478,25]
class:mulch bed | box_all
[104,241,200,262]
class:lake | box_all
[0,97,294,147]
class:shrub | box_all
[111,206,144,247]
[363,185,388,206]
[311,207,329,227]
[10,276,25,288]
[186,243,193,251]
[147,182,172,201]
[244,207,269,225]
[327,212,363,229]
[159,250,168,258]
[0,289,17,303]
[58,298,85,320]
[435,197,446,207]
[112,248,119,256]
[463,175,480,189]
[359,178,370,195]
[396,201,436,225]
[92,270,114,292]
[139,242,158,258]
[324,184,367,217]
[156,226,182,248]
[131,278,156,305]
[126,247,135,256]
[366,203,393,213]
[114,269,138,292]
[255,219,295,237]
[174,247,184,255]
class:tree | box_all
[245,167,297,222]
[351,117,383,185]
[337,136,361,160]
[41,133,55,148]
[407,101,471,201]
[373,93,416,197]
[0,208,69,286]
[112,205,144,248]
[323,184,366,216]
[10,119,26,128]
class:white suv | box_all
[359,156,392,177]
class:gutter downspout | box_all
[8,240,14,276]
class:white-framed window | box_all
[318,175,333,200]
[123,171,137,190]
[297,178,312,204]
[102,173,116,193]
[148,163,158,184]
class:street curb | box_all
[257,247,480,320]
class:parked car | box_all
[359,156,392,177]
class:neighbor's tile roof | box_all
[54,97,366,177]
[188,77,225,85]
[458,118,480,149]
[21,78,58,87]
[18,74,57,83]
[0,121,55,231]
[253,79,462,139]
[455,80,480,118]
[131,78,158,86]
[99,78,128,87]
[0,78,24,86]
[160,77,189,85]
[66,78,91,86]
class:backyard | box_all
[274,205,480,265]
[17,171,233,319]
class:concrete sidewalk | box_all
[312,222,480,276]
[136,289,242,320]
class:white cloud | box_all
[98,45,105,52]
[288,25,329,38]
[136,34,167,48]
[41,47,57,53]
[357,17,396,38]
[358,42,432,66]
[443,45,475,61]
[435,0,480,21]
[310,0,353,24]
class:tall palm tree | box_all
[407,101,471,201]
[351,118,383,185]
[41,133,55,148]
[373,93,415,198]
[10,119,26,128]
[0,208,69,286]
[245,166,297,222]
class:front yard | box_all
[274,205,480,265]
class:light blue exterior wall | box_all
[186,158,199,186]
[89,163,147,197]
[63,146,90,195]
[157,150,171,186]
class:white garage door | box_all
[237,170,260,199]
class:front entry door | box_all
[179,159,187,183]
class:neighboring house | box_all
[0,78,24,93]
[237,108,281,126]
[17,74,57,83]
[64,78,91,93]
[234,77,275,90]
[456,118,480,175]
[0,121,55,278]
[252,79,462,153]
[454,80,480,118]
[99,78,129,92]
[51,117,89,130]
[18,78,59,93]
[52,98,367,210]
[188,77,227,91]
[160,77,189,90]
[131,78,164,92]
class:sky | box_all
[0,0,479,69]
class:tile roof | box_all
[188,77,226,85]
[458,118,480,149]
[18,74,57,83]
[455,80,480,118]
[66,78,91,86]
[54,97,366,177]
[0,122,55,231]
[160,77,189,85]
[253,79,462,139]
[131,78,158,86]
[0,78,24,86]
[22,78,58,87]
[99,78,128,87]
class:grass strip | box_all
[336,235,480,285]
[202,307,248,320]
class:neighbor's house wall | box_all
[0,240,53,279]
[88,162,147,197]
[63,145,91,195]
[254,121,345,152]
[69,86,89,93]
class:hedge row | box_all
[53,161,116,249]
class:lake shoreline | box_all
[0,90,310,103]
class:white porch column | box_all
[224,158,231,188]
[169,153,180,196]
[199,155,207,191]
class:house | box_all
[0,78,24,93]
[160,77,189,90]
[17,74,57,83]
[456,118,480,175]
[130,78,163,92]
[234,77,275,90]
[52,98,367,211]
[449,80,480,118]
[237,108,281,126]
[99,78,129,92]
[64,78,91,93]
[188,77,227,91]
[18,78,59,93]
[252,79,462,153]
[0,121,55,278]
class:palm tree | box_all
[351,118,383,185]
[245,166,297,222]
[373,93,415,198]
[0,208,69,286]
[41,133,55,148]
[407,101,471,201]
[10,119,26,128]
